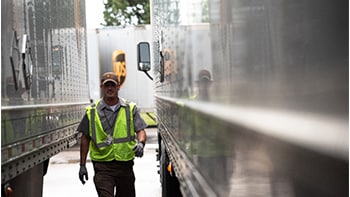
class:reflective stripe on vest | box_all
[89,100,135,149]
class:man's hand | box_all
[79,164,88,184]
[133,142,144,157]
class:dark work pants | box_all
[92,160,135,197]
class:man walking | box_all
[78,72,147,197]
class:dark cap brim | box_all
[102,79,119,85]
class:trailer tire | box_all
[160,142,182,197]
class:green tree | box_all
[103,0,150,26]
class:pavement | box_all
[43,128,161,197]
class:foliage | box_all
[102,0,150,26]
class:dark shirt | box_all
[77,98,147,137]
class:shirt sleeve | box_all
[77,114,90,137]
[133,106,148,132]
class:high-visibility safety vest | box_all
[86,99,136,162]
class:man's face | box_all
[101,81,119,99]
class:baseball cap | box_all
[198,69,212,82]
[101,72,119,85]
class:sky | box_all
[85,1,105,29]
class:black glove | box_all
[79,164,88,184]
[133,142,144,157]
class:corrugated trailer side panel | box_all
[152,0,348,196]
